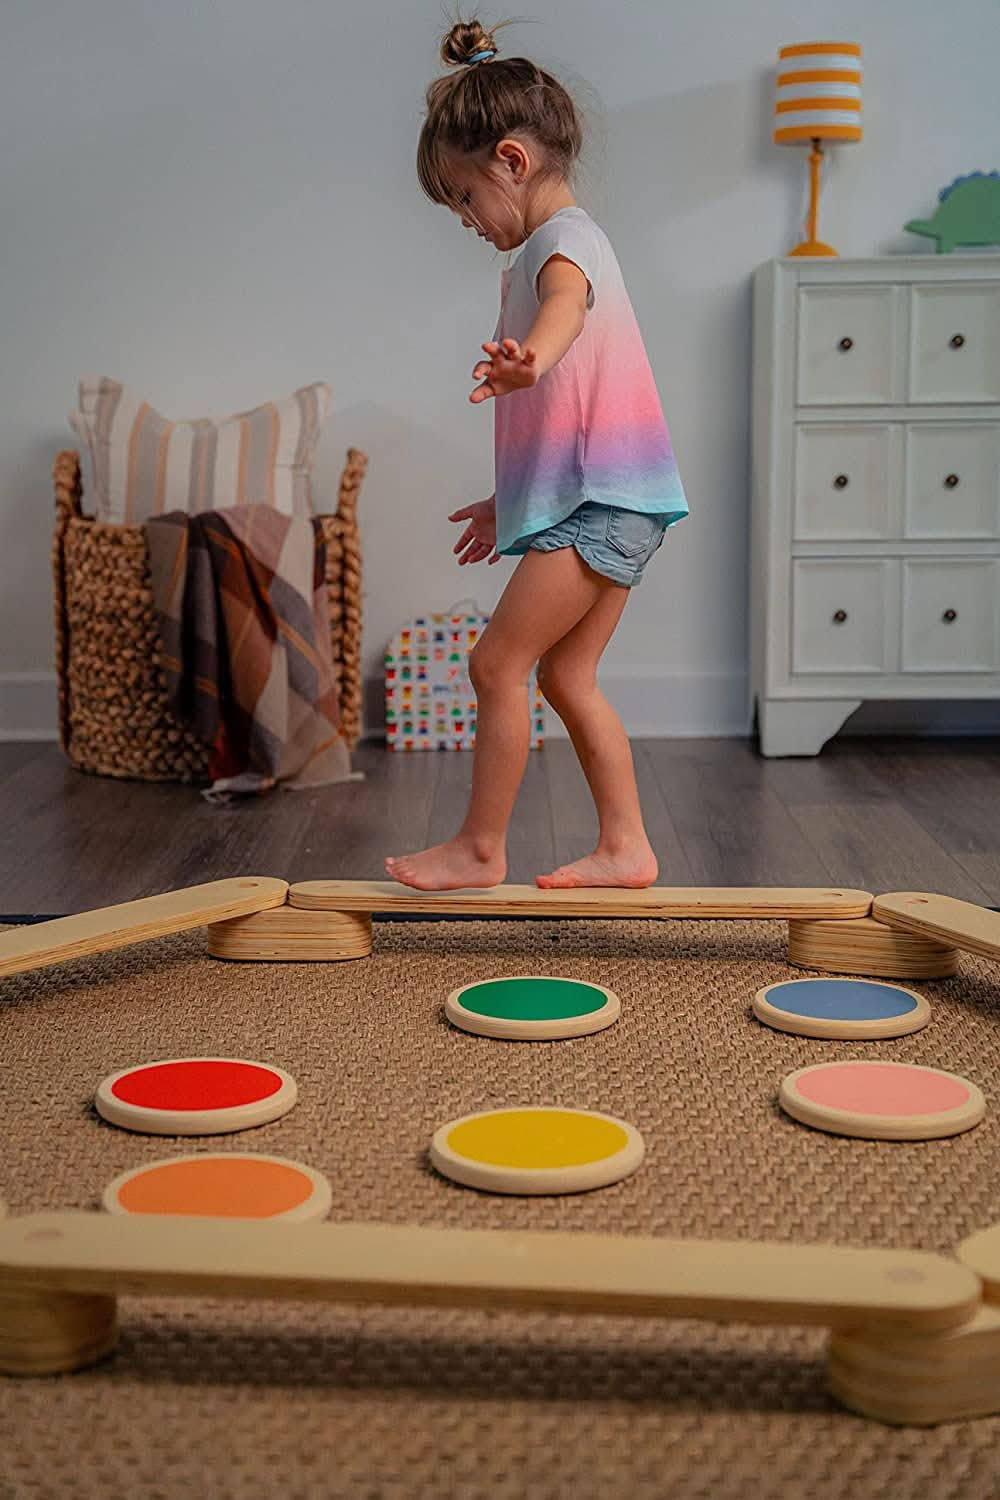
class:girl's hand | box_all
[449,495,500,566]
[470,339,538,403]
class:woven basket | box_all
[52,447,366,783]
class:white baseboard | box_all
[1,666,752,743]
[363,668,752,739]
[542,667,750,739]
[0,674,59,741]
[4,668,997,745]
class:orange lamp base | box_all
[788,238,839,257]
[787,141,839,258]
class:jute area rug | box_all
[1,917,999,1500]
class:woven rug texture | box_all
[1,917,999,1500]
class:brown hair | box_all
[417,15,583,208]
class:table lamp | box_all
[774,42,863,256]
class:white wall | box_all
[1,0,997,739]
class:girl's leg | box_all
[385,547,612,890]
[535,584,658,889]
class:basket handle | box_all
[335,447,368,524]
[54,449,84,525]
[52,450,84,754]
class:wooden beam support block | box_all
[0,1285,118,1375]
[0,878,289,980]
[957,1223,1000,1303]
[872,891,1000,964]
[208,906,372,962]
[289,881,873,921]
[830,1221,1000,1423]
[828,1304,1000,1425]
[0,1214,978,1368]
[788,916,959,979]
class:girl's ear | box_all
[495,137,530,183]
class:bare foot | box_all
[385,838,506,892]
[535,842,658,890]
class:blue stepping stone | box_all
[753,977,931,1040]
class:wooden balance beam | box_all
[211,882,966,976]
[2,1210,998,1424]
[276,883,963,975]
[0,878,288,980]
[286,880,873,919]
[1,1209,993,1423]
[5,876,995,984]
[6,881,997,979]
[1,880,876,976]
[871,891,1000,965]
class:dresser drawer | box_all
[794,424,898,539]
[901,560,999,672]
[909,284,1000,403]
[791,560,896,674]
[797,286,901,405]
[904,423,1000,538]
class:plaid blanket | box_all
[146,506,358,800]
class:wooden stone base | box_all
[0,1287,118,1375]
[828,1302,1000,1425]
[830,1221,1000,1424]
[787,916,959,979]
[207,905,372,962]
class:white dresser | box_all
[750,255,1000,756]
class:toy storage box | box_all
[385,607,545,751]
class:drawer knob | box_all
[834,473,850,489]
[832,609,848,624]
[950,333,966,349]
[944,473,960,489]
[943,608,958,623]
[838,336,854,352]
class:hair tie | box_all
[466,48,496,64]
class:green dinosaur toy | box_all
[904,171,1000,253]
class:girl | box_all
[386,17,688,892]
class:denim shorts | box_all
[527,502,668,587]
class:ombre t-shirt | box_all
[492,206,688,555]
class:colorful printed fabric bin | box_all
[385,607,545,751]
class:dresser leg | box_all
[757,698,862,757]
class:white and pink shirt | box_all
[492,206,688,554]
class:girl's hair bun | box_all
[440,18,498,68]
[418,13,582,208]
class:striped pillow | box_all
[69,376,332,525]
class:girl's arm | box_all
[521,255,590,376]
[470,256,590,403]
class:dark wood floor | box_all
[1,736,998,915]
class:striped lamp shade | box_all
[774,42,863,144]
